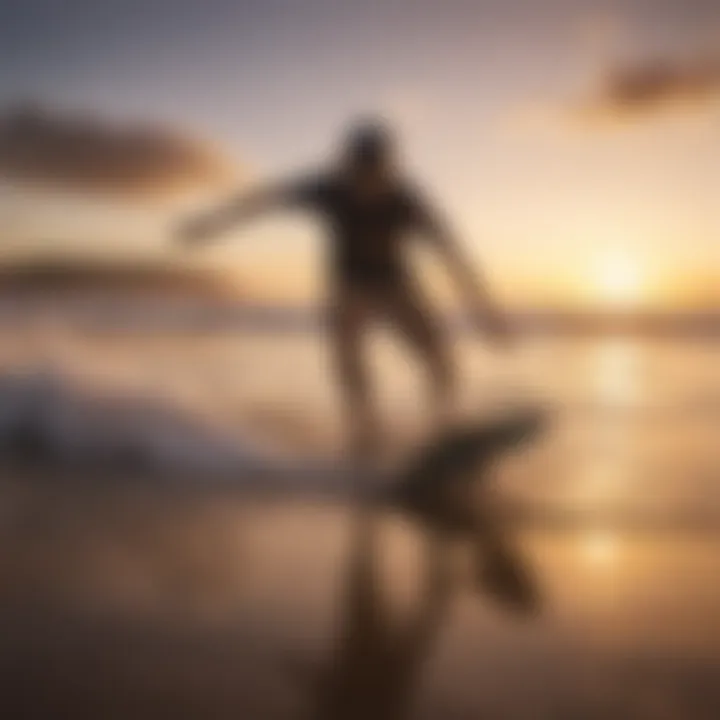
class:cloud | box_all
[0,105,235,200]
[574,55,720,123]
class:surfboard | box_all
[386,405,547,529]
[382,406,547,615]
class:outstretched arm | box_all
[176,178,312,247]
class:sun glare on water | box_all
[582,531,619,567]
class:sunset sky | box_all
[0,0,718,309]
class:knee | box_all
[332,334,368,393]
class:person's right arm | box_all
[176,177,318,247]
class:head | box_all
[340,118,397,185]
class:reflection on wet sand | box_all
[0,472,719,719]
[309,504,541,720]
[308,507,455,720]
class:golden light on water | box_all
[582,531,619,567]
[593,339,641,402]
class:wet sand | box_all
[0,474,718,720]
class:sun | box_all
[593,250,643,305]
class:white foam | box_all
[0,368,326,480]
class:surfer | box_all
[177,119,510,456]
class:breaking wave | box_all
[0,369,342,487]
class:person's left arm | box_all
[410,189,511,342]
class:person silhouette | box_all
[178,118,510,458]
[301,503,540,720]
[306,507,454,720]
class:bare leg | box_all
[385,282,457,432]
[329,288,381,461]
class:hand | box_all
[473,307,513,347]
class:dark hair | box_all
[344,118,395,167]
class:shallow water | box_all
[0,306,718,718]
